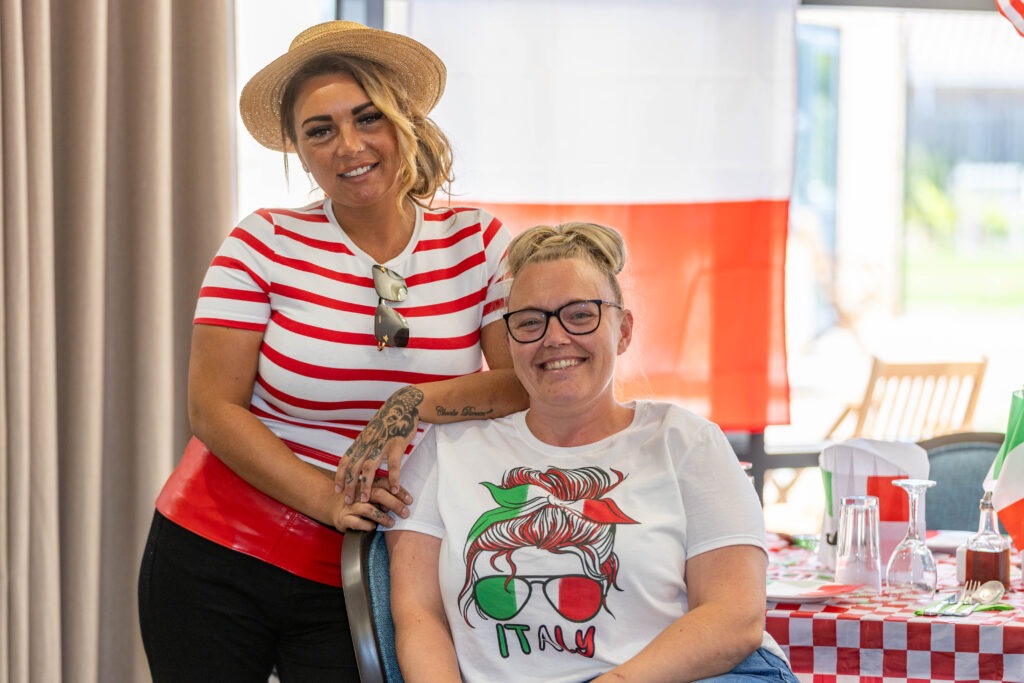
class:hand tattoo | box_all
[344,386,424,474]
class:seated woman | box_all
[385,222,796,682]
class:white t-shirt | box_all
[389,400,784,683]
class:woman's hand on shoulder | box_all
[335,386,423,503]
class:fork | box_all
[924,581,974,616]
[946,580,980,616]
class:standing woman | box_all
[138,21,526,681]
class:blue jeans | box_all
[695,647,798,682]
[582,648,798,682]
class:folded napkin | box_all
[914,603,1014,616]
[818,439,930,569]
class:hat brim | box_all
[239,21,446,152]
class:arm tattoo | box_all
[434,405,495,418]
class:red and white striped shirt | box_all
[996,0,1024,38]
[194,199,511,470]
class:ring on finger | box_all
[357,475,367,483]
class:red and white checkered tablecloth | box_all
[766,533,1024,683]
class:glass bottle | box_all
[964,491,1011,589]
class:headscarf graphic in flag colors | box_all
[459,466,638,627]
[817,439,929,570]
[409,0,797,431]
[985,390,1024,549]
[996,0,1024,37]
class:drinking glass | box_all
[885,478,937,601]
[834,495,882,592]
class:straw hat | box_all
[239,20,446,152]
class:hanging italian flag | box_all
[996,0,1024,37]
[985,390,1024,549]
[409,0,796,431]
[817,439,930,569]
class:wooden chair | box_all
[825,356,988,441]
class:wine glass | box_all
[885,478,937,601]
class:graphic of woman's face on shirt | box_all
[458,466,638,628]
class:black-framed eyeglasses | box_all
[502,299,623,344]
[372,264,409,351]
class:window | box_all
[770,6,1024,454]
[234,0,337,220]
[233,1,412,220]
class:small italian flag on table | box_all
[985,390,1024,549]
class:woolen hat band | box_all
[239,20,446,152]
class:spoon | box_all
[964,580,1005,614]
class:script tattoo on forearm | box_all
[434,405,495,418]
[344,386,424,484]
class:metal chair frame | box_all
[342,528,401,683]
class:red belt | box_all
[156,436,343,587]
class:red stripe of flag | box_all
[997,496,1024,551]
[866,475,909,522]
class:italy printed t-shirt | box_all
[388,400,784,683]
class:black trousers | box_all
[138,511,357,682]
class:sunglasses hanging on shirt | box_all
[372,264,410,351]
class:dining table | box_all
[766,531,1024,683]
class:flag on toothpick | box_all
[985,390,1024,549]
[996,0,1024,37]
